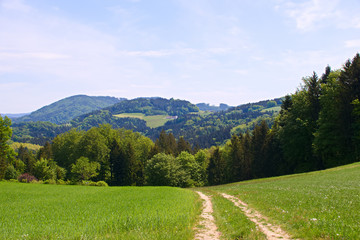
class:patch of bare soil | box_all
[221,193,293,240]
[194,191,221,240]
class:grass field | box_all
[205,162,360,239]
[0,183,201,240]
[260,106,281,113]
[113,113,173,128]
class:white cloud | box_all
[0,51,69,60]
[280,0,339,31]
[277,0,360,31]
[1,0,32,12]
[345,39,360,48]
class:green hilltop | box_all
[13,95,123,124]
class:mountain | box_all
[13,95,125,124]
[71,97,199,130]
[1,113,30,119]
[196,103,232,111]
[11,96,283,147]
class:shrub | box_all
[5,165,18,180]
[96,181,108,187]
[89,181,97,186]
[18,173,38,183]
[33,159,56,181]
[81,180,96,186]
[56,179,70,185]
[44,179,56,184]
[31,180,42,184]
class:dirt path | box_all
[221,193,293,240]
[194,191,221,240]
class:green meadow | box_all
[205,162,360,239]
[2,163,360,240]
[0,183,200,240]
[113,113,173,128]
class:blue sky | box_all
[1,0,360,113]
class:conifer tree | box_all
[229,134,243,182]
[252,121,269,178]
[207,147,226,185]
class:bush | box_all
[96,181,108,187]
[5,165,19,180]
[18,173,38,183]
[89,181,97,186]
[33,159,56,181]
[56,179,70,185]
[31,180,42,184]
[81,180,95,186]
[44,179,56,184]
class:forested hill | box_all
[71,97,200,131]
[13,95,124,124]
[196,103,232,111]
[106,97,199,116]
[11,96,282,147]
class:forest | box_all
[0,53,359,187]
[11,97,281,147]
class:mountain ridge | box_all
[13,95,124,124]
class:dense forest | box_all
[11,97,281,147]
[1,53,359,187]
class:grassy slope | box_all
[0,183,201,240]
[205,163,360,239]
[114,113,173,128]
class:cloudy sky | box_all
[1,0,360,113]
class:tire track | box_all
[194,191,221,240]
[221,193,293,240]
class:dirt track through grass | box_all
[221,193,293,240]
[194,191,221,240]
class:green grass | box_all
[0,183,201,240]
[206,163,360,239]
[260,106,281,113]
[113,113,174,128]
[199,190,266,240]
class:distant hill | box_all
[71,97,199,130]
[11,96,284,147]
[196,103,232,112]
[13,95,124,124]
[1,113,30,119]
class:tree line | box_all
[1,53,359,187]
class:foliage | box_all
[4,165,18,180]
[0,115,15,180]
[11,121,72,145]
[71,157,100,181]
[10,142,41,153]
[17,173,37,183]
[144,153,187,187]
[12,97,282,149]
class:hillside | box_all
[203,162,360,239]
[1,113,29,119]
[11,97,283,147]
[71,97,199,130]
[13,95,124,124]
[196,103,232,112]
